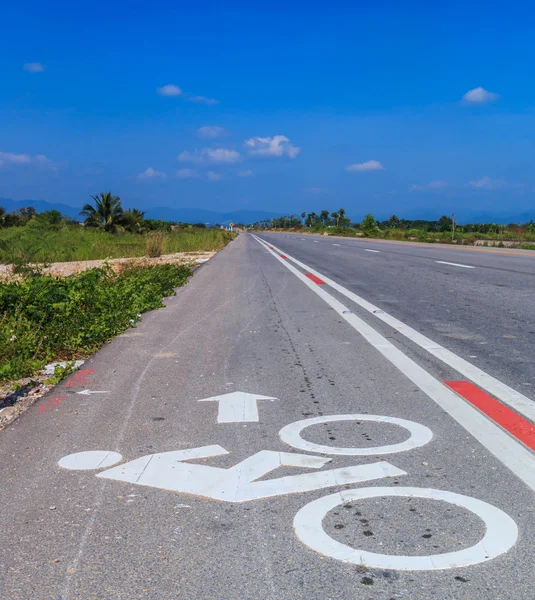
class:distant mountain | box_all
[0,198,531,225]
[0,198,82,219]
[0,198,280,225]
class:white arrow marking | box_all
[198,391,277,423]
[76,390,109,396]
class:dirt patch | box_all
[0,251,215,281]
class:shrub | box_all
[0,264,191,382]
[145,231,166,257]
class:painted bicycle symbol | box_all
[59,414,518,571]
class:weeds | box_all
[145,231,166,257]
[0,227,236,263]
[0,264,191,382]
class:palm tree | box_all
[81,192,124,232]
[123,208,146,233]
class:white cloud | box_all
[177,148,240,164]
[410,180,449,191]
[0,151,58,169]
[428,180,449,189]
[345,160,384,172]
[187,95,219,105]
[136,167,166,181]
[177,168,199,179]
[157,84,182,97]
[204,148,240,163]
[238,169,254,177]
[462,87,500,104]
[207,171,221,181]
[467,176,508,190]
[23,62,45,73]
[304,187,328,194]
[245,135,301,159]
[0,152,32,165]
[197,126,228,139]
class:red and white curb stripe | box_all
[446,381,535,452]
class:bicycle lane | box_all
[0,233,533,599]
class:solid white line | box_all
[364,249,380,253]
[252,234,535,492]
[257,236,535,423]
[435,260,475,269]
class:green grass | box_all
[0,264,191,382]
[0,224,236,263]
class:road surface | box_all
[1,232,534,599]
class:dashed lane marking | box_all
[252,234,535,491]
[435,260,475,269]
[255,236,535,423]
[364,249,380,253]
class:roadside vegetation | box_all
[0,193,237,384]
[0,263,191,383]
[252,211,535,248]
[0,193,235,264]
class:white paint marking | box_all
[279,415,433,455]
[76,389,109,396]
[76,445,405,502]
[294,487,518,570]
[255,236,535,424]
[197,391,277,423]
[364,249,380,253]
[435,260,475,269]
[252,235,535,491]
[332,243,341,247]
[313,240,319,243]
[59,451,123,470]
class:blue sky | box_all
[1,0,534,221]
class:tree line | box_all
[0,192,207,233]
[252,210,535,234]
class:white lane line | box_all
[256,236,535,423]
[435,261,475,269]
[332,243,341,247]
[313,240,320,243]
[364,249,381,253]
[252,234,535,492]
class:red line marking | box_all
[36,395,68,414]
[269,246,274,250]
[445,381,535,451]
[280,254,287,259]
[65,368,95,388]
[305,273,325,285]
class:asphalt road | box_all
[1,233,534,599]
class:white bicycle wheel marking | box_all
[294,486,518,570]
[58,451,123,470]
[279,414,433,455]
